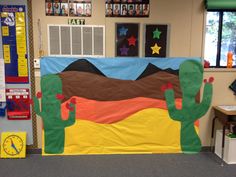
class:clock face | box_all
[3,135,24,156]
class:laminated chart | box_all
[0,5,28,83]
[6,88,30,120]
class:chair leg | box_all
[210,116,217,152]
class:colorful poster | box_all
[145,24,168,57]
[105,0,149,17]
[6,88,30,120]
[35,57,213,155]
[0,5,28,83]
[116,23,139,57]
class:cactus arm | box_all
[33,96,42,117]
[63,104,76,127]
[164,89,182,121]
[193,83,213,118]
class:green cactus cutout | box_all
[33,74,76,154]
[164,60,213,153]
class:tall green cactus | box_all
[163,60,213,153]
[33,74,76,154]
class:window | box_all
[204,11,236,67]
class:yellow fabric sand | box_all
[42,108,199,155]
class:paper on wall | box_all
[218,105,236,111]
[0,59,6,102]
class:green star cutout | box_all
[153,28,162,39]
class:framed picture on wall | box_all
[45,0,92,17]
[53,0,61,16]
[144,24,169,57]
[105,0,149,17]
[69,0,92,17]
[45,0,53,15]
[77,3,84,16]
[69,1,77,16]
[116,23,139,57]
[60,0,69,16]
[106,3,113,16]
[84,3,92,16]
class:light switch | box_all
[34,58,40,68]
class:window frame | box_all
[205,9,236,68]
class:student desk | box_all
[211,106,236,164]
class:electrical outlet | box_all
[34,58,40,68]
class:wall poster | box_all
[116,23,139,57]
[45,0,92,17]
[105,0,149,17]
[145,24,168,57]
[37,57,212,155]
[6,88,30,120]
[0,5,29,83]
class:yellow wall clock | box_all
[0,132,26,158]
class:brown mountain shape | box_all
[58,71,182,101]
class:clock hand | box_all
[10,138,19,154]
[10,138,15,147]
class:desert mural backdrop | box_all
[33,57,213,155]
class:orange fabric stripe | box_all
[61,97,183,124]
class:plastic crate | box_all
[215,129,236,164]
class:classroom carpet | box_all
[0,152,236,177]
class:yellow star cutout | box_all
[151,43,161,54]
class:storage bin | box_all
[215,129,236,164]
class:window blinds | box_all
[205,0,236,10]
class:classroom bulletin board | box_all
[0,5,29,83]
[0,1,37,148]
